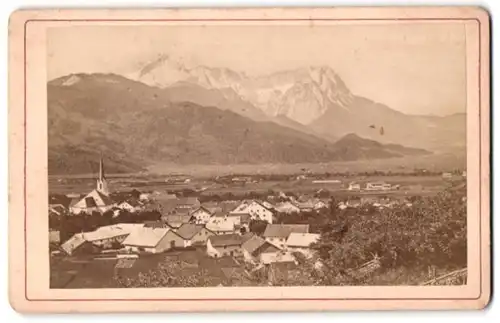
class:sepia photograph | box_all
[8,7,490,312]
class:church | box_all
[69,157,115,215]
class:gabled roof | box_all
[286,233,320,248]
[175,223,205,240]
[191,206,214,215]
[83,223,144,241]
[241,235,266,254]
[118,199,141,207]
[208,234,244,247]
[253,242,281,256]
[122,227,171,247]
[60,233,87,255]
[263,224,309,238]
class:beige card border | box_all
[8,7,491,313]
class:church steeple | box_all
[96,154,109,196]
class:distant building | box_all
[312,199,329,210]
[442,172,453,179]
[115,199,143,213]
[462,170,467,177]
[230,200,274,224]
[206,234,244,258]
[312,180,341,184]
[275,201,301,214]
[262,224,309,249]
[348,182,361,191]
[365,182,391,191]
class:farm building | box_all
[206,234,244,258]
[122,227,180,253]
[175,223,215,247]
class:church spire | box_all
[99,153,105,181]
[96,153,109,196]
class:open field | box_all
[48,173,462,197]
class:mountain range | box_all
[130,55,466,151]
[47,73,435,174]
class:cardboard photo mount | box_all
[8,7,491,313]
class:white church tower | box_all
[96,155,109,196]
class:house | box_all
[241,235,292,264]
[275,201,300,214]
[190,206,214,224]
[312,199,329,210]
[365,182,391,191]
[70,157,114,215]
[261,201,275,211]
[122,227,180,253]
[206,215,239,235]
[462,171,467,177]
[348,182,361,191]
[262,224,310,249]
[241,235,267,263]
[285,233,320,258]
[230,200,274,223]
[161,213,193,228]
[206,234,244,258]
[116,199,143,213]
[175,223,215,247]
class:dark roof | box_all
[208,234,244,247]
[143,221,170,229]
[162,214,192,225]
[263,224,309,238]
[252,242,281,256]
[191,206,214,215]
[85,197,98,208]
[241,235,266,254]
[175,224,204,240]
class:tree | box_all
[249,220,268,235]
[314,188,466,285]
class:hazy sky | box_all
[48,23,467,116]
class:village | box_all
[48,158,467,288]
